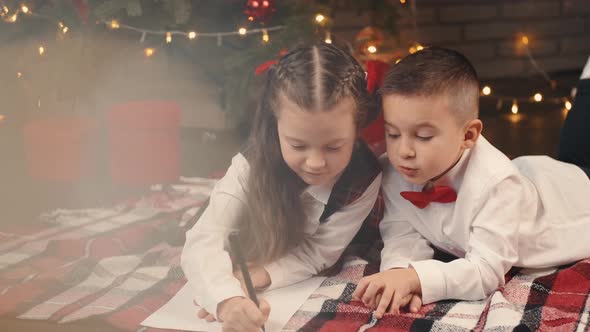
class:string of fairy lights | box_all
[0,1,576,125]
[479,35,573,115]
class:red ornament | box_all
[71,0,89,24]
[245,0,275,23]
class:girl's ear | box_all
[462,119,483,149]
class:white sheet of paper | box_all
[141,277,326,332]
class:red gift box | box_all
[22,116,98,183]
[106,101,181,186]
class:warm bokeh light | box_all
[144,48,155,57]
[511,101,519,114]
[324,32,332,44]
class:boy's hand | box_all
[234,265,271,290]
[217,297,270,332]
[352,268,422,318]
[378,293,422,314]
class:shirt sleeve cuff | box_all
[197,278,245,318]
[380,258,410,271]
[410,260,447,305]
[264,260,288,290]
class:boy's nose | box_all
[399,139,416,159]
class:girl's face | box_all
[277,96,357,186]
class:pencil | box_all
[228,232,265,331]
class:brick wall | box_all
[332,0,590,78]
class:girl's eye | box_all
[291,145,306,150]
[387,133,400,139]
[326,146,342,151]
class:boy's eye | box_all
[291,145,306,150]
[417,135,433,141]
[326,146,342,151]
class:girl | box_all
[181,44,384,332]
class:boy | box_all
[353,47,590,318]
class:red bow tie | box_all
[400,186,457,209]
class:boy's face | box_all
[383,93,476,185]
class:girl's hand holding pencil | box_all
[216,296,270,332]
[195,276,271,331]
[195,266,271,325]
[196,233,270,331]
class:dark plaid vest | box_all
[318,140,384,267]
[319,140,382,224]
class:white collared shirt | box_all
[581,55,590,79]
[380,136,590,304]
[181,153,381,315]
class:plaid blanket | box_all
[1,178,589,331]
[286,259,590,331]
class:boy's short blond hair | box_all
[379,47,480,123]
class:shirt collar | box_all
[302,175,339,205]
[432,147,472,190]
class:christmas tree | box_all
[1,1,333,119]
[1,0,399,124]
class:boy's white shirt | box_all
[380,135,590,304]
[581,55,590,79]
[181,153,382,316]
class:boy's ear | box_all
[462,119,483,149]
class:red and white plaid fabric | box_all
[0,178,216,331]
[284,257,590,331]
[1,177,589,331]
